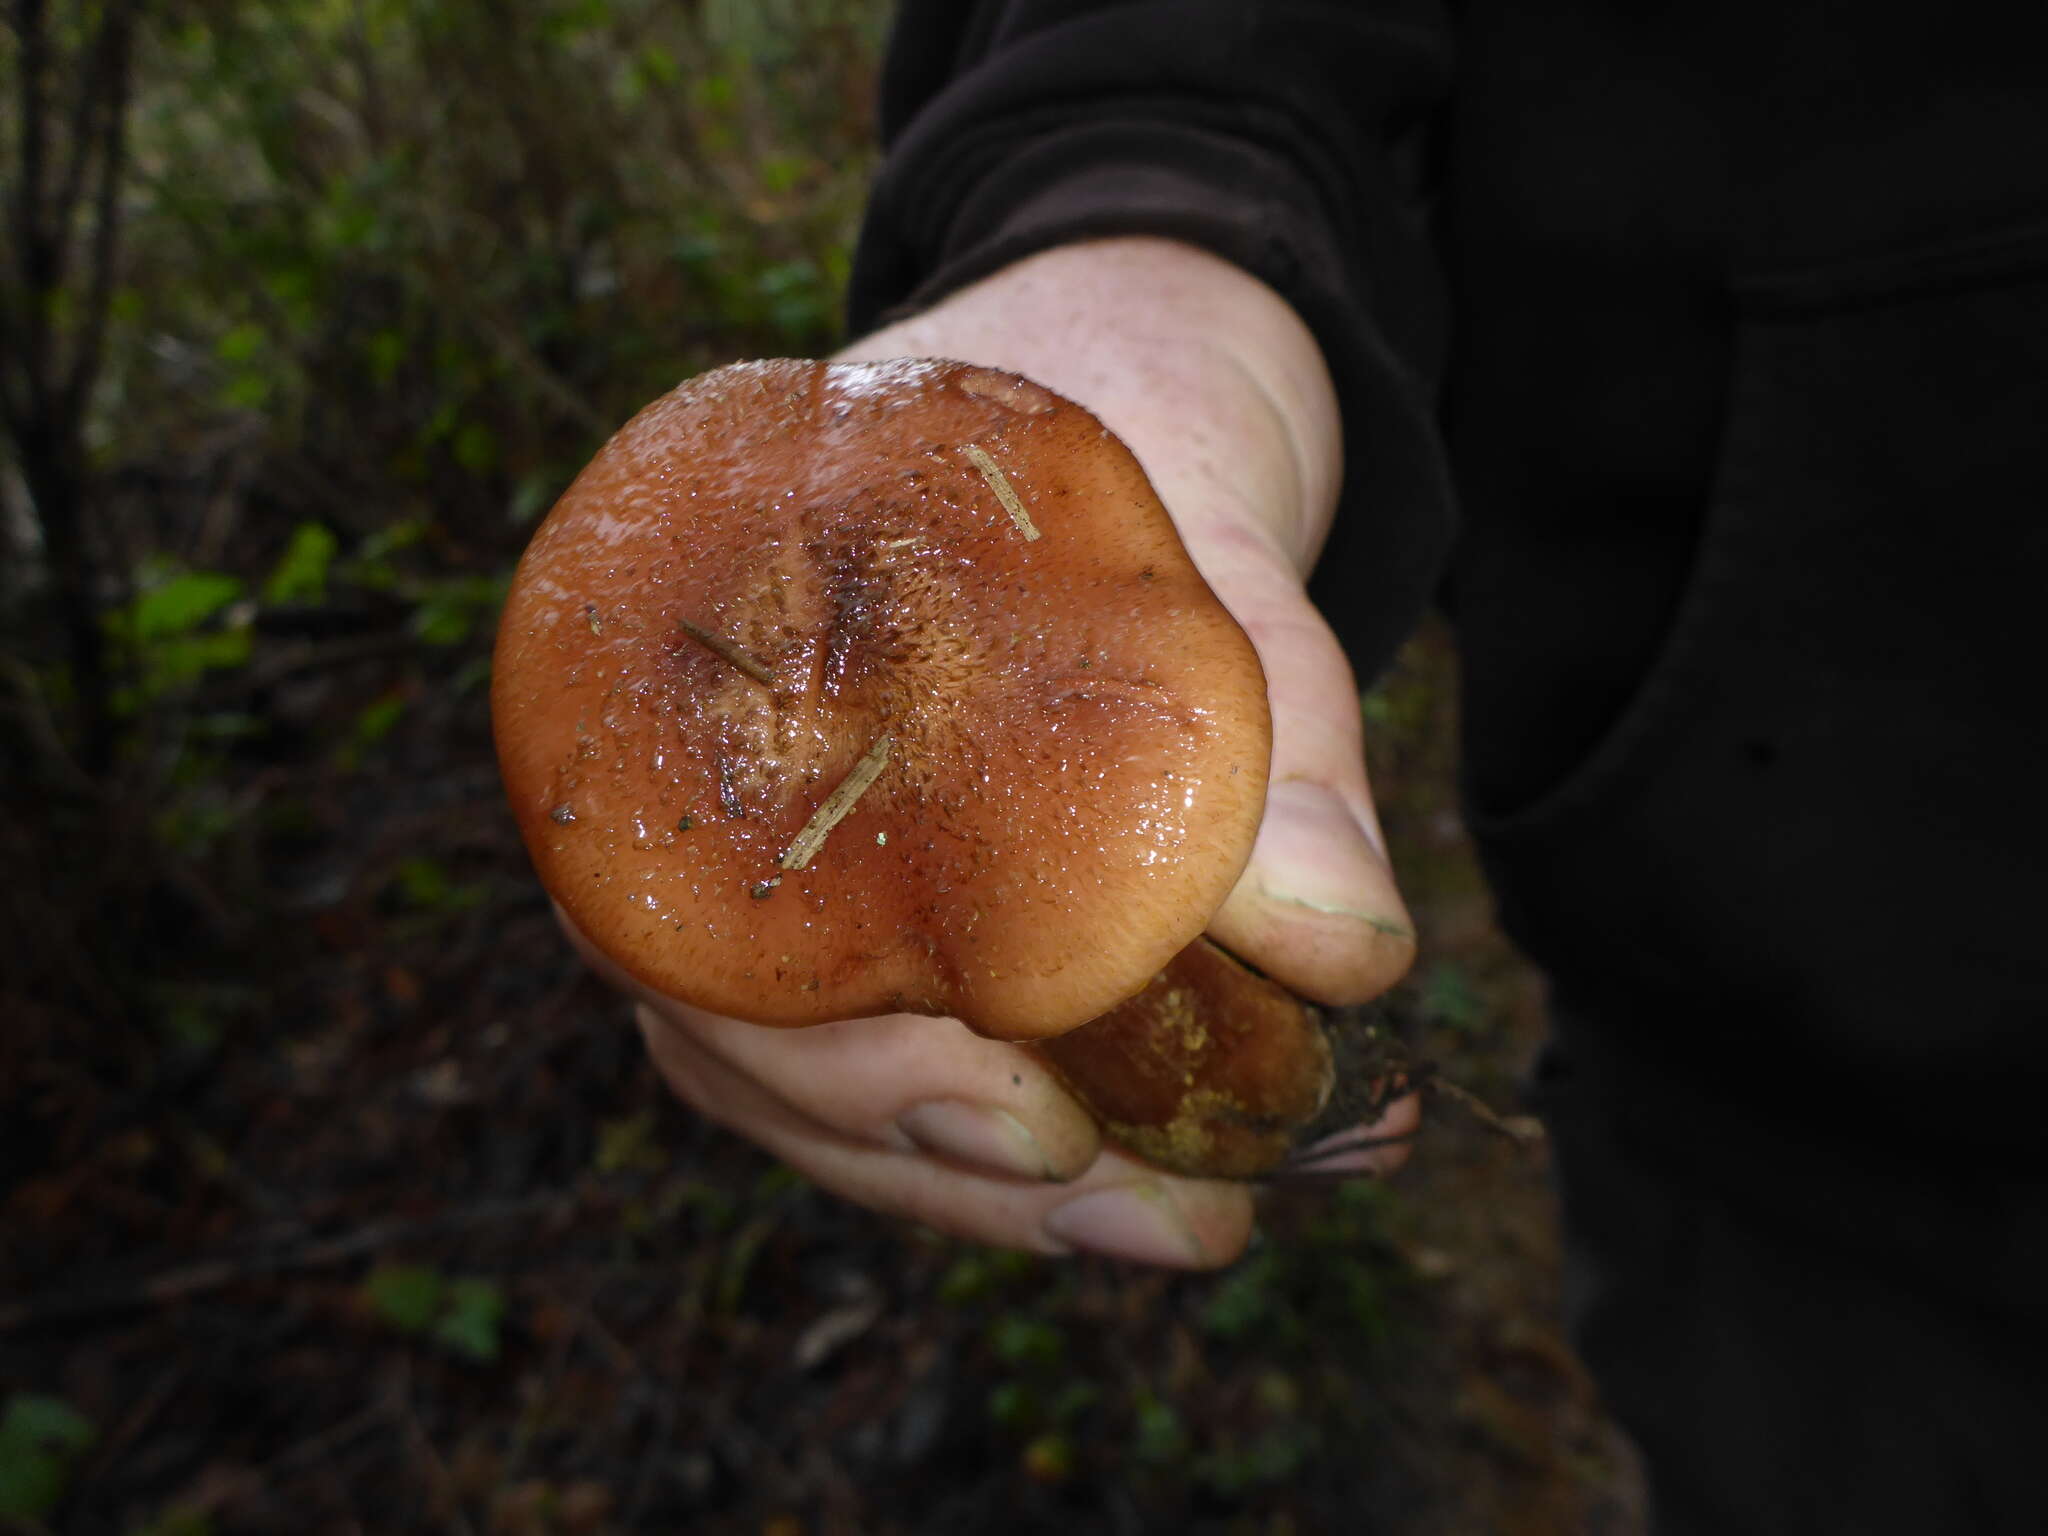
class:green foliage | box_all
[1198,1204,1395,1344]
[986,1313,1064,1367]
[110,0,884,548]
[264,522,340,604]
[1200,1246,1291,1343]
[1129,1385,1189,1464]
[129,572,245,641]
[1201,1182,1402,1358]
[593,1109,667,1174]
[435,1278,511,1362]
[390,854,486,915]
[365,1263,446,1332]
[105,568,254,712]
[936,1244,1035,1304]
[1419,959,1493,1039]
[0,1393,97,1520]
[362,1263,509,1361]
[408,572,508,647]
[1198,1421,1322,1496]
[149,981,255,1054]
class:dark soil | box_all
[2,612,1645,1535]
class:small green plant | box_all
[361,1263,508,1362]
[1418,960,1490,1038]
[389,855,487,915]
[1200,1246,1291,1344]
[263,521,340,604]
[1129,1385,1189,1465]
[1197,1422,1322,1497]
[0,1393,97,1520]
[936,1244,1035,1304]
[106,565,254,712]
[985,1313,1064,1368]
[593,1109,668,1174]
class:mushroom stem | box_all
[1031,936,1338,1179]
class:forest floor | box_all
[3,608,1647,1535]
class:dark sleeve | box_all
[847,0,1458,681]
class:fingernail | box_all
[1256,780,1408,932]
[897,1100,1055,1180]
[1042,1183,1209,1267]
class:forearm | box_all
[836,236,1343,583]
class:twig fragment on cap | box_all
[780,734,893,871]
[963,444,1040,542]
[677,616,775,685]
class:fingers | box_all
[657,999,1105,1183]
[1284,1090,1424,1178]
[637,1002,1257,1268]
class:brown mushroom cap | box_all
[493,358,1270,1042]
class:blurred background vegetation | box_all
[1,3,1640,1532]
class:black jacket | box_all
[848,2,2048,1144]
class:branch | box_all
[52,0,108,233]
[61,0,137,423]
[9,0,55,413]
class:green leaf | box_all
[937,1245,1034,1305]
[451,422,498,473]
[986,1380,1035,1429]
[1419,961,1488,1037]
[215,322,265,364]
[637,41,681,86]
[265,523,339,605]
[139,629,254,697]
[1,1395,95,1452]
[1200,1247,1285,1341]
[508,474,556,525]
[432,1278,506,1362]
[0,1394,96,1518]
[409,573,506,648]
[391,855,484,913]
[130,572,244,641]
[594,1110,665,1174]
[760,154,806,195]
[0,1448,67,1520]
[690,73,735,113]
[411,596,473,647]
[364,1263,444,1333]
[1049,1380,1102,1425]
[1198,1423,1322,1495]
[986,1314,1063,1367]
[1130,1387,1187,1464]
[366,329,407,384]
[352,693,407,748]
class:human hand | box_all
[614,239,1418,1267]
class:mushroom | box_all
[493,357,1367,1178]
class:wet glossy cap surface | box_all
[492,358,1270,1041]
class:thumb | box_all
[1200,575,1416,1005]
[1211,777,1415,1005]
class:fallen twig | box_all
[0,1193,572,1333]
